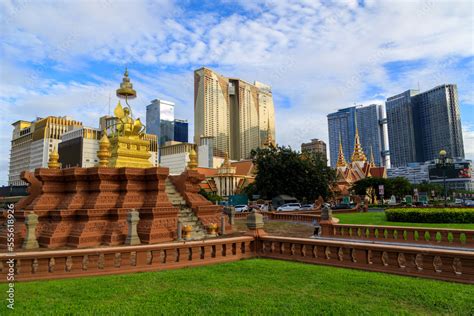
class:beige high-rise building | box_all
[194,67,275,160]
[9,116,82,185]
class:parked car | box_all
[277,203,301,212]
[463,200,474,207]
[299,204,314,210]
[234,205,249,213]
[333,203,354,210]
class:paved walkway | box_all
[312,236,471,251]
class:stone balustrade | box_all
[258,236,474,284]
[321,224,474,248]
[0,236,254,282]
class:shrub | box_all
[385,208,474,224]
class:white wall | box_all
[161,152,189,175]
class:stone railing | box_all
[1,210,472,284]
[0,236,254,282]
[322,224,474,248]
[258,236,474,284]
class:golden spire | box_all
[97,131,111,167]
[263,120,274,148]
[351,114,367,162]
[222,152,231,167]
[48,146,60,169]
[187,146,198,170]
[336,133,347,167]
[369,146,376,168]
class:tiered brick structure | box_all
[0,166,178,249]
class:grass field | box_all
[336,212,474,229]
[1,259,472,315]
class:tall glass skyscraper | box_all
[327,104,389,168]
[146,99,175,146]
[174,119,188,143]
[386,84,464,167]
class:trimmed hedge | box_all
[385,208,474,224]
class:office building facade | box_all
[301,139,327,161]
[194,67,275,160]
[386,84,464,167]
[8,116,82,185]
[146,99,175,146]
[174,119,188,143]
[327,104,389,168]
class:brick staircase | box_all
[165,178,208,240]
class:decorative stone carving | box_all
[367,250,373,264]
[22,212,40,249]
[98,254,105,269]
[65,256,72,272]
[130,251,137,266]
[397,253,406,268]
[82,255,89,271]
[114,253,121,268]
[49,258,55,273]
[32,259,38,274]
[325,246,331,259]
[415,254,423,271]
[338,248,344,261]
[433,256,442,273]
[452,258,462,275]
[125,209,141,245]
[382,251,389,266]
[146,251,153,265]
[351,249,357,263]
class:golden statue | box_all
[106,69,152,168]
[113,101,144,138]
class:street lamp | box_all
[434,150,454,206]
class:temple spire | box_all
[351,113,367,162]
[263,120,274,148]
[336,133,347,167]
[369,146,376,167]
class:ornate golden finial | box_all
[263,120,274,148]
[48,146,60,169]
[116,68,137,99]
[369,146,376,168]
[222,152,231,167]
[97,131,111,167]
[336,133,347,167]
[187,146,198,170]
[351,114,367,162]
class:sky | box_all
[0,0,473,185]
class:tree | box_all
[250,146,336,201]
[198,189,223,204]
[351,177,387,203]
[387,177,413,199]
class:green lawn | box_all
[1,259,472,315]
[336,212,474,229]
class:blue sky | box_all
[0,0,473,185]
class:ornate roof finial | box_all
[187,146,198,170]
[351,113,367,162]
[48,146,60,169]
[369,146,376,168]
[97,131,111,167]
[116,67,136,99]
[222,151,231,167]
[336,133,347,167]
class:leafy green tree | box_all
[250,146,336,201]
[351,177,387,203]
[198,189,223,204]
[387,177,413,198]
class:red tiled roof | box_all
[196,167,218,177]
[231,160,254,176]
[370,167,386,178]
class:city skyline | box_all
[1,1,473,185]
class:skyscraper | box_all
[327,104,388,168]
[146,99,175,146]
[174,119,188,143]
[194,67,275,160]
[386,84,464,167]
